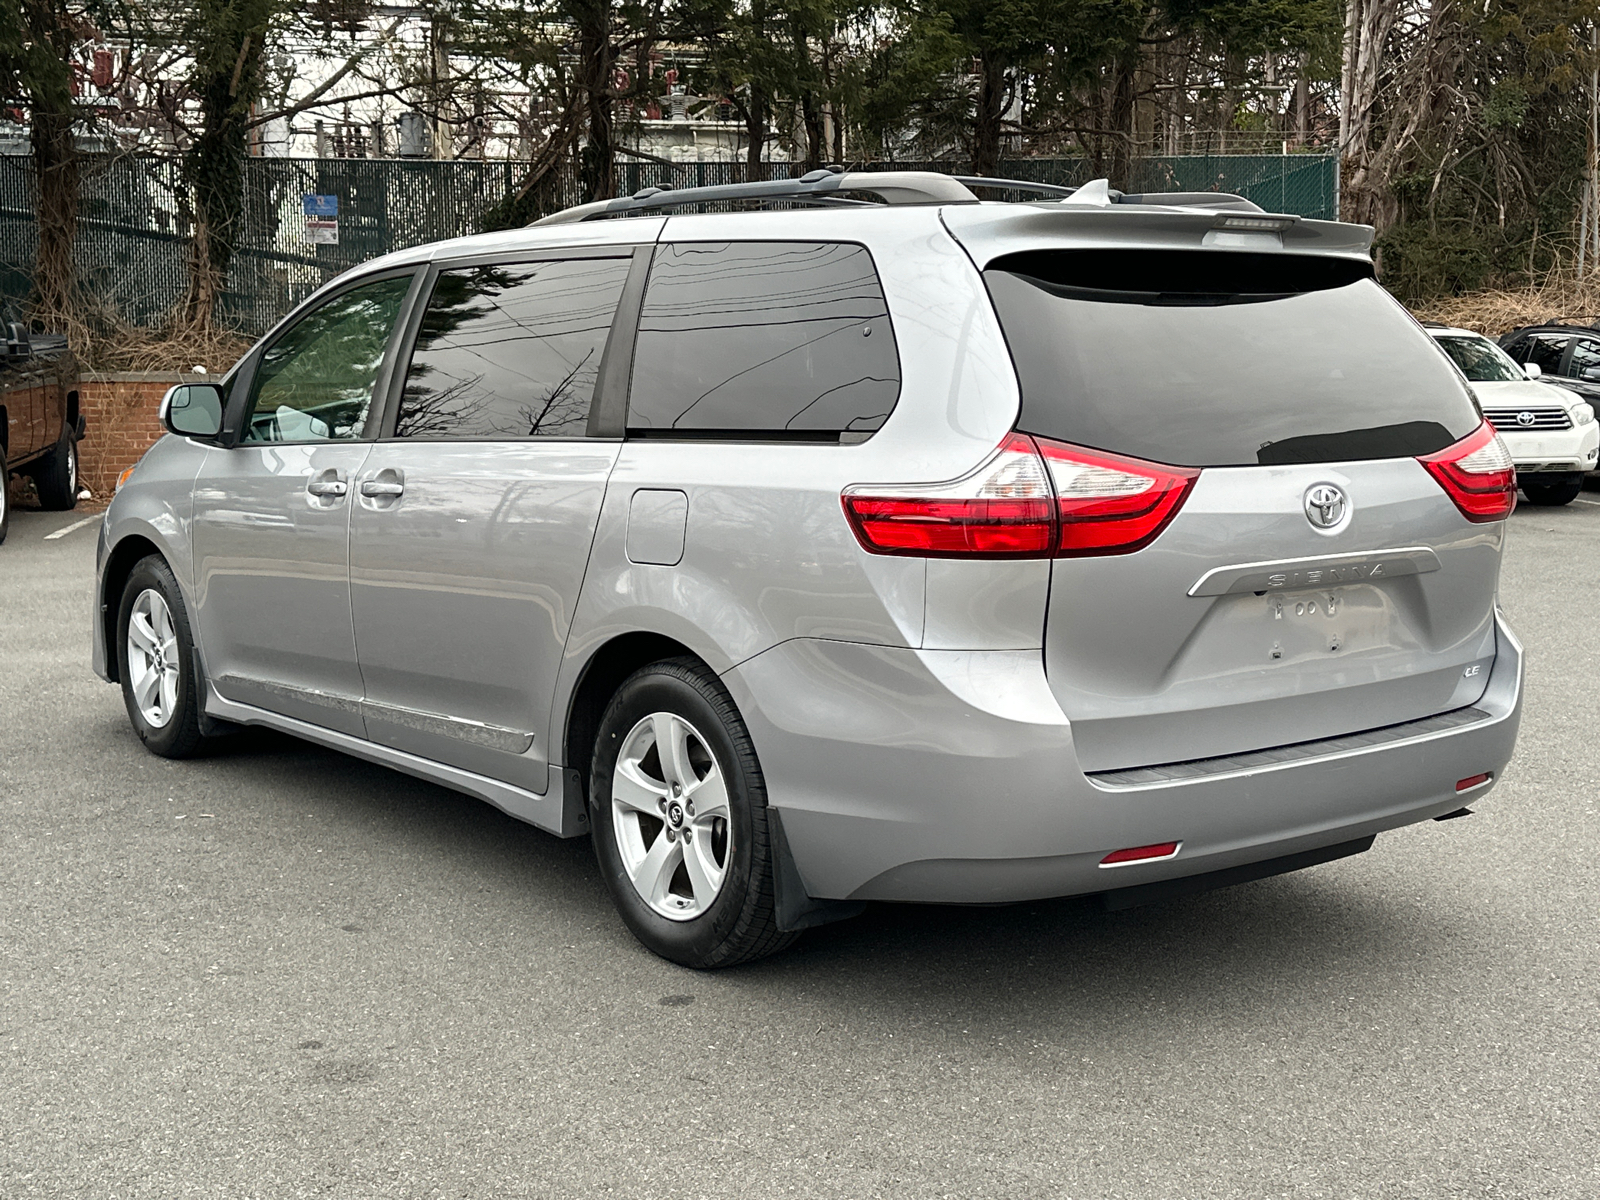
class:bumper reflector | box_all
[1456,772,1492,793]
[1100,841,1181,867]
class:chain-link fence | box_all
[0,151,1337,337]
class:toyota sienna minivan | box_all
[94,171,1524,967]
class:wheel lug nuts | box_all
[686,801,695,817]
[658,797,667,811]
[683,828,693,842]
[666,828,677,842]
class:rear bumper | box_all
[726,611,1523,904]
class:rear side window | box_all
[1567,336,1600,380]
[628,241,900,439]
[984,250,1481,467]
[396,257,631,440]
[1507,333,1569,376]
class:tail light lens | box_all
[841,433,1055,557]
[1418,421,1516,523]
[1035,438,1200,556]
[842,434,1198,558]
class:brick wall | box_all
[78,372,206,501]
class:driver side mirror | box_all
[160,383,226,439]
[1522,362,1542,380]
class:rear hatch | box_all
[982,247,1502,772]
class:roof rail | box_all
[530,169,978,225]
[529,168,1271,225]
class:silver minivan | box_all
[94,172,1524,967]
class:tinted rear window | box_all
[985,250,1480,467]
[628,241,900,439]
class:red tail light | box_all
[843,434,1199,558]
[1034,438,1200,556]
[842,433,1056,557]
[1418,421,1516,523]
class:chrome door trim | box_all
[216,673,364,714]
[1187,546,1443,597]
[360,698,535,754]
[215,674,535,754]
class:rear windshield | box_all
[984,250,1480,467]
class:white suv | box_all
[1428,324,1599,505]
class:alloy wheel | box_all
[610,711,733,920]
[126,588,180,728]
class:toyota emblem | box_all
[1304,484,1348,529]
[1516,410,1536,427]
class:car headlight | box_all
[1573,405,1596,427]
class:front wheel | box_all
[32,429,79,511]
[1521,473,1584,506]
[589,658,796,969]
[115,555,207,758]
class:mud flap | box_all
[769,808,866,933]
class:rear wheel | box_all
[1521,473,1584,506]
[589,658,796,968]
[115,556,206,759]
[32,428,78,510]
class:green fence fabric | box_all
[0,152,1336,337]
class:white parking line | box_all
[44,515,100,540]
[1573,498,1600,507]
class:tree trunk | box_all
[30,105,78,328]
[576,2,617,204]
[23,2,79,328]
[1107,50,1138,190]
[1339,0,1402,224]
[800,90,825,170]
[181,20,268,333]
[972,53,1006,176]
[745,86,767,175]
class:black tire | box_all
[115,555,207,759]
[0,447,10,545]
[589,657,797,969]
[1521,474,1584,506]
[32,428,79,511]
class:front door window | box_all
[243,275,411,442]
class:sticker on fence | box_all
[303,194,339,244]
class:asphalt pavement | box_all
[3,488,1598,1199]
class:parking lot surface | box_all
[3,491,1598,1200]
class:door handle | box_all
[306,476,347,497]
[360,479,405,498]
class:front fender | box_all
[92,436,208,681]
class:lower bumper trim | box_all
[1099,835,1375,912]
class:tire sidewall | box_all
[115,557,199,756]
[1522,474,1584,505]
[589,665,763,966]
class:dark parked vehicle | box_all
[0,321,84,542]
[1498,322,1600,426]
